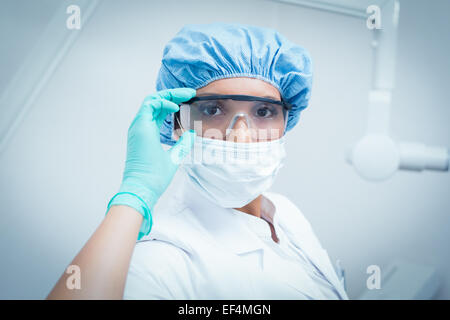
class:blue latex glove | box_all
[107,88,196,240]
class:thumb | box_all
[168,130,196,166]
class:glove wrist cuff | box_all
[106,192,153,240]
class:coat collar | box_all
[178,172,268,255]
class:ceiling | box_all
[273,0,390,18]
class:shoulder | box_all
[124,239,193,299]
[131,238,190,269]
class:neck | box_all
[234,195,262,218]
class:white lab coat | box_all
[124,173,349,300]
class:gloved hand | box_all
[107,88,196,240]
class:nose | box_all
[226,114,253,143]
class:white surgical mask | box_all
[181,135,286,208]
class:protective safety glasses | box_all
[176,95,292,141]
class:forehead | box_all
[196,77,281,100]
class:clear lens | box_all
[179,98,288,141]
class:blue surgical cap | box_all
[156,22,313,145]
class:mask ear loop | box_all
[175,112,185,133]
[174,106,187,143]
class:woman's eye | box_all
[201,103,223,116]
[255,105,274,118]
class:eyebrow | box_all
[196,92,281,100]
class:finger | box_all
[138,98,179,121]
[153,88,196,105]
[156,107,175,129]
[168,130,196,166]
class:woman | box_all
[47,23,348,300]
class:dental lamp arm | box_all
[347,1,449,181]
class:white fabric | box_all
[231,208,342,299]
[124,173,349,300]
[181,135,286,208]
